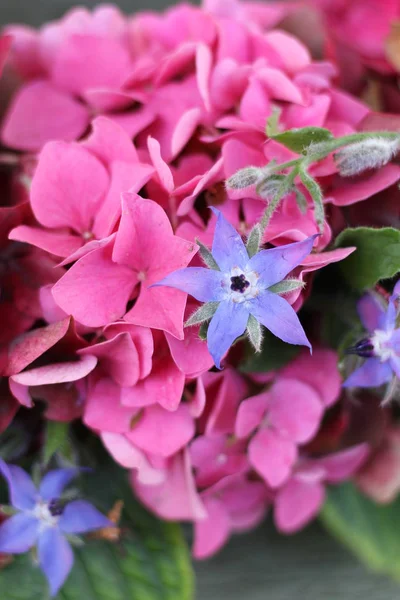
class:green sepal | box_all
[268,279,305,295]
[246,225,262,258]
[185,302,219,327]
[195,238,220,270]
[246,314,263,352]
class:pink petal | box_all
[257,66,304,103]
[312,444,370,483]
[101,432,166,484]
[328,164,400,206]
[189,376,206,418]
[268,378,323,444]
[196,43,212,111]
[165,327,213,377]
[280,348,341,408]
[0,35,11,77]
[205,369,248,435]
[9,226,83,258]
[264,31,311,73]
[9,379,33,408]
[84,378,134,433]
[79,333,140,387]
[235,393,269,439]
[132,450,207,521]
[51,34,131,95]
[356,429,400,503]
[82,116,139,164]
[239,78,271,130]
[193,497,230,559]
[11,354,97,386]
[177,157,224,216]
[82,88,144,112]
[104,323,154,380]
[275,478,325,534]
[1,81,90,151]
[147,136,174,193]
[249,428,297,488]
[52,240,135,328]
[127,404,194,458]
[171,107,202,158]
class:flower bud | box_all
[226,166,264,189]
[256,174,290,201]
[334,136,400,177]
[346,337,375,358]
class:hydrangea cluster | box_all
[0,0,400,594]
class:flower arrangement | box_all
[0,0,400,596]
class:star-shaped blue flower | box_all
[156,209,316,368]
[0,460,111,596]
[344,289,400,388]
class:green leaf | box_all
[335,227,400,291]
[240,328,300,373]
[321,482,400,582]
[269,127,333,154]
[42,421,71,466]
[0,462,194,600]
[265,107,281,137]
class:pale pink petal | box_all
[196,43,212,111]
[275,478,325,533]
[235,393,269,439]
[127,404,194,458]
[193,497,230,559]
[11,354,97,386]
[249,428,297,488]
[268,378,323,444]
[132,451,207,521]
[9,379,33,408]
[1,81,90,151]
[101,433,166,484]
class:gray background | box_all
[0,0,398,598]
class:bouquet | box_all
[0,0,400,596]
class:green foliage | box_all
[0,462,194,600]
[267,126,333,154]
[321,482,400,582]
[240,327,300,373]
[335,227,400,291]
[246,225,262,258]
[42,421,71,466]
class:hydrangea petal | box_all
[193,497,230,559]
[207,301,249,369]
[275,478,325,534]
[0,513,39,554]
[249,292,311,350]
[249,428,297,488]
[38,528,74,597]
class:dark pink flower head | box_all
[9,118,154,259]
[52,193,198,338]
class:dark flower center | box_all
[346,337,375,358]
[230,274,250,293]
[48,498,64,517]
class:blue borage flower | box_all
[156,208,317,368]
[0,460,111,596]
[344,285,400,389]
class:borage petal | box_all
[38,528,74,597]
[0,459,36,510]
[210,208,248,271]
[39,469,80,501]
[0,513,39,553]
[59,500,111,534]
[343,357,393,388]
[154,268,225,302]
[207,301,249,369]
[248,292,311,350]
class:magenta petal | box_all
[148,136,174,193]
[84,378,135,433]
[80,333,140,387]
[127,404,194,458]
[1,81,90,151]
[313,444,369,483]
[165,328,213,378]
[247,235,318,288]
[268,379,323,444]
[31,141,109,233]
[193,497,230,559]
[343,357,393,388]
[9,226,83,258]
[249,428,297,488]
[329,164,400,206]
[207,301,249,369]
[275,478,325,534]
[38,528,74,597]
[0,513,39,554]
[52,242,135,327]
[249,292,311,350]
[82,116,139,164]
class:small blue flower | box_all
[0,460,111,596]
[344,289,400,389]
[156,208,316,368]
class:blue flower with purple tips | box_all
[344,288,400,389]
[0,460,111,596]
[156,209,316,368]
